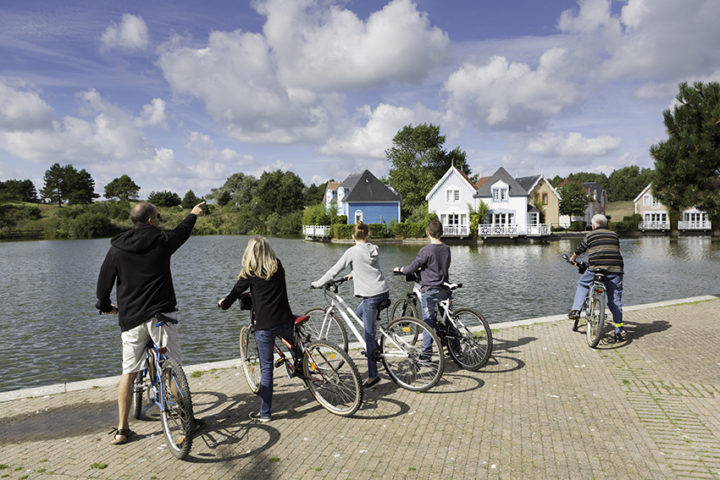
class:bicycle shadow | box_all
[479,336,534,374]
[574,319,671,350]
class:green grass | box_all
[90,463,107,469]
[606,201,634,221]
[190,370,204,378]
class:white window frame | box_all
[445,187,460,203]
[354,209,363,224]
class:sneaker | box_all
[362,376,380,389]
[614,330,627,342]
[248,411,271,422]
[569,310,580,332]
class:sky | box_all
[1,0,720,199]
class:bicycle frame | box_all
[318,287,412,359]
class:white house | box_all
[633,184,711,232]
[425,165,477,237]
[425,166,552,237]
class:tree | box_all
[0,179,38,203]
[64,167,99,204]
[651,81,720,219]
[147,190,181,207]
[606,166,654,201]
[40,163,98,205]
[386,124,471,217]
[254,170,305,217]
[181,190,201,209]
[559,182,589,217]
[207,173,257,207]
[40,163,65,206]
[304,181,327,206]
[104,175,140,201]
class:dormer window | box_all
[492,185,508,201]
[446,187,460,202]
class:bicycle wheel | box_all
[131,372,145,420]
[389,297,419,321]
[239,325,261,394]
[380,317,444,391]
[586,289,606,348]
[160,359,194,459]
[446,308,493,371]
[303,307,349,352]
[302,341,363,416]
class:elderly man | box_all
[568,214,626,342]
[96,200,204,445]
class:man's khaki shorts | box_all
[121,313,182,374]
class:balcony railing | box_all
[442,225,470,237]
[638,221,670,231]
[478,224,550,237]
[678,220,712,231]
[303,225,332,238]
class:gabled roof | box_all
[474,167,528,197]
[343,170,400,202]
[425,166,476,201]
[326,180,342,191]
[475,176,490,188]
[632,183,653,204]
[515,175,541,193]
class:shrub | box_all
[391,222,427,238]
[331,224,353,239]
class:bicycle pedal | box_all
[275,358,286,368]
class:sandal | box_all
[109,427,135,445]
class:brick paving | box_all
[1,296,719,479]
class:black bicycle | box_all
[563,254,608,348]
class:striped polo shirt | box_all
[574,228,624,273]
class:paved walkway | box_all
[2,296,720,479]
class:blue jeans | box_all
[355,291,389,379]
[254,322,295,417]
[421,288,449,357]
[572,270,624,330]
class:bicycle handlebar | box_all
[562,254,588,274]
[311,276,348,293]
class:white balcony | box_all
[638,221,670,231]
[478,224,550,237]
[303,225,332,238]
[678,220,712,231]
[442,225,471,237]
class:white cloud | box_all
[100,14,149,51]
[321,103,444,158]
[0,80,54,130]
[257,0,449,90]
[135,98,167,127]
[444,48,579,129]
[526,131,622,157]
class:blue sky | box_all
[1,0,719,199]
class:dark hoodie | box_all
[96,214,197,332]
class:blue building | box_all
[325,170,401,224]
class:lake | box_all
[1,234,718,392]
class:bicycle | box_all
[389,271,493,371]
[562,253,607,348]
[306,278,444,392]
[130,314,195,459]
[236,293,363,416]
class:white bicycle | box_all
[307,278,444,392]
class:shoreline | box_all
[2,293,715,403]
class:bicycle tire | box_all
[303,307,349,352]
[302,341,363,416]
[131,372,144,420]
[446,308,493,371]
[586,289,606,348]
[380,316,444,391]
[160,359,194,460]
[389,298,421,344]
[239,325,261,394]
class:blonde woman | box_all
[311,222,389,389]
[219,237,295,422]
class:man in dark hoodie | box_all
[96,200,204,445]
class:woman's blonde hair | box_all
[239,236,278,280]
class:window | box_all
[354,210,363,224]
[492,187,507,201]
[490,213,514,225]
[445,188,460,203]
[542,193,548,205]
[643,195,651,206]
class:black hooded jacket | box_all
[96,214,197,332]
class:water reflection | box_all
[1,235,718,392]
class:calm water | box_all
[1,235,718,392]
